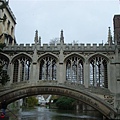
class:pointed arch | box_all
[88,53,109,63]
[38,53,57,80]
[12,53,32,83]
[0,53,10,77]
[0,53,10,62]
[88,53,109,88]
[65,54,84,84]
[11,53,32,63]
[64,53,85,62]
[0,85,117,119]
[38,52,58,62]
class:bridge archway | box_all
[0,85,116,119]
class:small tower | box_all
[108,27,113,45]
[39,36,41,46]
[113,15,120,45]
[60,29,64,44]
[34,30,38,45]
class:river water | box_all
[9,107,103,120]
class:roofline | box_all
[6,5,16,24]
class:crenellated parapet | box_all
[63,43,116,52]
[2,43,117,53]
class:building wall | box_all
[0,0,16,45]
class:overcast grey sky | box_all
[9,0,119,45]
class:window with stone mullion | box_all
[25,60,30,80]
[78,61,83,84]
[13,56,31,82]
[39,56,57,80]
[66,60,71,81]
[20,60,24,81]
[13,60,19,83]
[66,56,84,84]
[89,56,108,88]
[52,60,56,80]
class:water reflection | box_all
[9,107,103,120]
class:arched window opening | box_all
[72,61,77,82]
[66,60,71,81]
[0,55,9,72]
[66,56,84,84]
[0,55,9,83]
[89,56,108,88]
[25,60,30,80]
[13,56,31,82]
[39,56,57,80]
[103,60,108,88]
[78,60,84,84]
[52,60,57,80]
[20,60,24,81]
[13,60,19,83]
[39,60,45,80]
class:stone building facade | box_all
[0,0,16,45]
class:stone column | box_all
[7,62,13,84]
[107,62,116,92]
[94,61,97,86]
[57,62,65,83]
[23,60,26,81]
[36,62,39,81]
[70,60,72,81]
[107,62,110,89]
[31,47,38,83]
[29,62,32,82]
[58,48,65,83]
[31,62,37,83]
[77,61,79,83]
[84,61,89,88]
[50,60,52,80]
[18,60,21,82]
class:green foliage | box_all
[56,96,75,110]
[26,96,38,107]
[0,43,10,85]
[50,95,59,103]
[0,65,10,86]
[0,43,6,50]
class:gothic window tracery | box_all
[0,55,9,75]
[13,56,31,83]
[66,56,84,84]
[39,56,57,80]
[13,60,19,83]
[89,56,108,88]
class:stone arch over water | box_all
[0,85,116,119]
